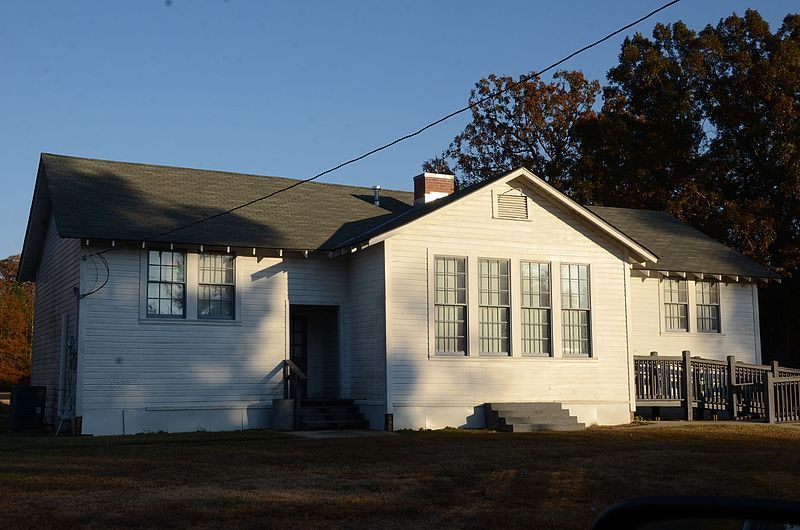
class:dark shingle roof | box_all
[587,206,779,279]
[24,154,777,281]
[40,153,415,250]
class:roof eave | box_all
[17,157,52,283]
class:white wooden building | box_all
[18,154,779,435]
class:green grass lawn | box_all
[1,422,799,529]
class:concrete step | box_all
[300,411,365,423]
[499,412,578,424]
[488,402,568,412]
[510,422,586,432]
[485,402,586,432]
[300,418,370,430]
[301,399,355,407]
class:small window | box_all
[521,261,551,356]
[198,253,235,319]
[147,250,186,317]
[696,281,720,333]
[663,279,688,332]
[561,264,590,357]
[479,259,511,355]
[495,189,529,220]
[434,257,467,355]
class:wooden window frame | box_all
[433,255,468,356]
[663,278,689,332]
[695,280,721,333]
[146,250,187,318]
[520,260,551,357]
[197,252,236,320]
[478,258,511,356]
[560,263,591,358]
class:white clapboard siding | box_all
[344,243,386,405]
[629,278,760,363]
[30,215,81,424]
[78,249,350,434]
[386,180,634,428]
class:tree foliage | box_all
[428,9,799,274]
[426,9,800,363]
[424,70,601,193]
[0,255,34,387]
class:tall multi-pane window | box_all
[479,259,511,355]
[434,257,467,354]
[198,253,235,320]
[561,264,591,357]
[147,250,186,317]
[521,261,551,356]
[696,281,720,333]
[663,279,688,331]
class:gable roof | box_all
[340,167,659,264]
[36,152,416,249]
[19,153,778,281]
[586,206,780,279]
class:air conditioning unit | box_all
[9,385,46,431]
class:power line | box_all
[146,0,681,242]
[83,0,681,298]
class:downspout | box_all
[56,314,68,419]
[623,260,635,420]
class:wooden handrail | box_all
[635,352,800,424]
[284,359,308,380]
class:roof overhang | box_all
[17,160,52,282]
[631,267,781,284]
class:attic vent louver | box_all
[496,189,529,220]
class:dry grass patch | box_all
[0,423,798,528]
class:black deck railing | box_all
[282,359,308,428]
[634,351,800,423]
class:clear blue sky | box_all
[1,1,795,257]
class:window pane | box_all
[696,281,720,333]
[434,257,467,354]
[561,264,589,309]
[198,253,236,319]
[146,251,187,318]
[479,259,510,355]
[561,264,591,356]
[521,262,551,356]
[664,279,689,331]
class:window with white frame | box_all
[434,256,467,355]
[696,281,720,333]
[147,250,186,317]
[520,261,551,356]
[663,279,688,331]
[478,259,511,355]
[561,264,591,357]
[198,253,235,320]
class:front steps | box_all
[485,402,585,432]
[298,399,369,430]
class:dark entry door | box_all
[289,314,309,399]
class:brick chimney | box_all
[413,172,455,205]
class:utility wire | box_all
[146,0,681,242]
[81,0,681,296]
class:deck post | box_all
[650,351,660,419]
[764,372,776,424]
[682,350,693,421]
[771,360,780,376]
[727,355,738,420]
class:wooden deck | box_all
[634,351,800,423]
